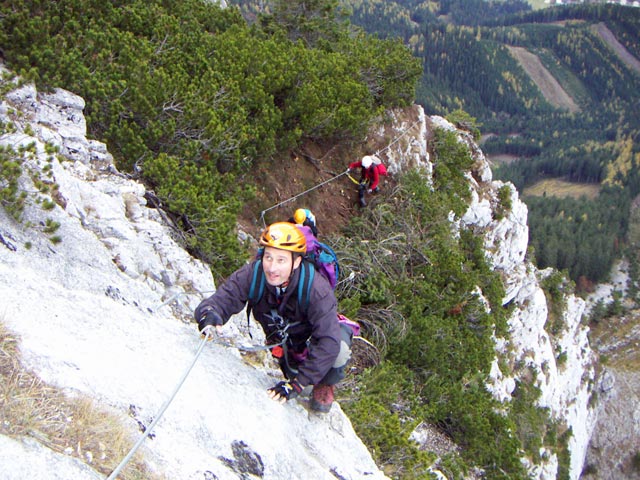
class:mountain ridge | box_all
[1,67,603,478]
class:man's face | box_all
[262,246,301,286]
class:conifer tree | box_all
[260,0,348,47]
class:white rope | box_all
[374,119,422,157]
[106,334,209,479]
[259,170,349,227]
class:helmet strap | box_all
[286,253,303,284]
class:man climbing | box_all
[194,222,351,413]
[290,208,318,236]
[348,154,387,207]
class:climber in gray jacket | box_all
[194,222,351,413]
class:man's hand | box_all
[267,380,303,404]
[197,311,223,338]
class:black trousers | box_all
[279,323,353,385]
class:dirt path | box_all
[593,22,640,75]
[507,45,580,113]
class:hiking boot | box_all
[310,384,334,413]
[359,196,367,207]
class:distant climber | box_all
[289,208,318,236]
[194,222,352,413]
[348,154,387,207]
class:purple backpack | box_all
[296,225,339,289]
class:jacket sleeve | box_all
[295,276,341,386]
[193,262,254,324]
[348,161,361,170]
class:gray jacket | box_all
[195,260,340,386]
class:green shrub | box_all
[339,145,531,477]
[509,380,548,462]
[43,219,60,234]
[41,198,56,210]
[0,145,26,220]
[0,0,421,277]
[541,269,572,334]
[342,363,437,478]
[495,184,513,220]
[431,128,474,216]
[445,109,482,140]
[556,427,573,480]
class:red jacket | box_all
[349,161,381,190]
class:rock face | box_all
[0,67,387,480]
[0,67,600,479]
[583,366,640,480]
[455,116,598,480]
[583,306,640,480]
[376,106,598,479]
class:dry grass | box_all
[523,178,600,200]
[528,0,549,10]
[589,311,640,370]
[487,153,520,165]
[593,23,640,76]
[0,320,166,480]
[507,45,580,113]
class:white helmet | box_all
[361,155,373,168]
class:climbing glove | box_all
[267,379,303,403]
[197,310,223,335]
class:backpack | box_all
[288,224,339,290]
[364,155,389,177]
[369,155,388,176]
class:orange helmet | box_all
[259,222,306,253]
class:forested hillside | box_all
[338,1,640,290]
[0,0,610,478]
[0,0,421,280]
[223,0,640,287]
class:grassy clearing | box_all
[527,0,549,10]
[507,46,580,113]
[589,312,640,370]
[523,178,600,200]
[488,153,520,165]
[0,320,165,480]
[593,23,640,76]
[535,47,591,108]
